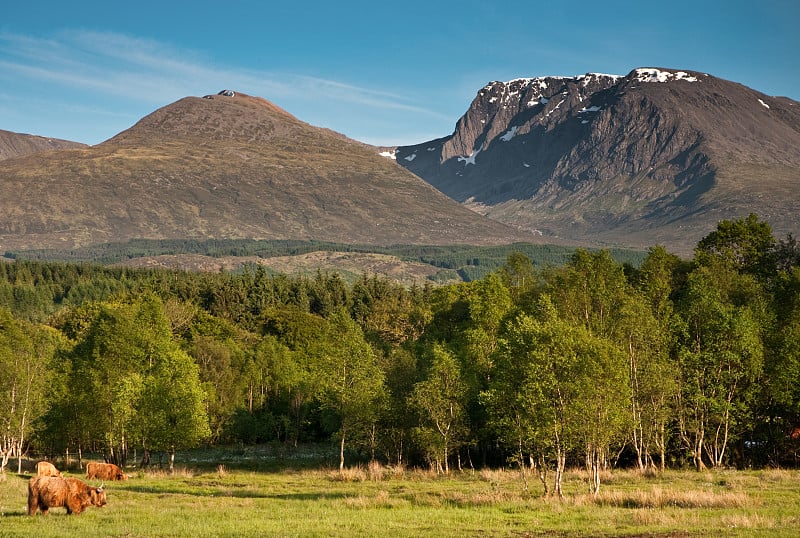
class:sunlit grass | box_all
[2,462,799,537]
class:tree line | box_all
[1,214,799,495]
[4,238,646,283]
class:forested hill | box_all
[2,214,800,486]
[3,240,646,285]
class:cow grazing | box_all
[27,476,106,515]
[86,462,128,481]
[36,461,63,477]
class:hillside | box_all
[0,129,86,160]
[0,91,533,252]
[395,68,800,255]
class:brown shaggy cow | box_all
[86,462,128,481]
[36,461,63,477]
[27,476,107,515]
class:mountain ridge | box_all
[0,129,87,161]
[395,67,800,254]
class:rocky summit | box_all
[395,68,800,255]
[0,91,532,252]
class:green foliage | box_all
[6,239,647,283]
[2,214,800,472]
[696,213,776,277]
[675,261,765,469]
[50,294,211,463]
[0,309,54,471]
[408,343,467,473]
[487,299,631,495]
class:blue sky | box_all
[1,0,798,146]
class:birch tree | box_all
[314,311,385,470]
[676,261,764,469]
[486,296,630,496]
[408,343,467,474]
[0,309,55,473]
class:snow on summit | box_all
[634,68,701,83]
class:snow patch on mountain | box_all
[457,148,481,166]
[500,126,519,142]
[577,73,622,86]
[634,68,699,83]
[758,99,770,109]
[544,99,566,117]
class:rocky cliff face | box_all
[396,68,800,254]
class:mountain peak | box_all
[103,90,300,146]
[397,67,800,255]
[0,90,532,251]
[629,67,706,84]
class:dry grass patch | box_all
[141,465,195,478]
[328,462,414,483]
[591,487,753,509]
[719,512,778,530]
[479,467,519,485]
[328,466,368,482]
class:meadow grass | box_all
[1,461,799,537]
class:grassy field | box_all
[1,460,799,537]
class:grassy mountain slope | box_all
[0,91,534,252]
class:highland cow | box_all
[86,462,128,481]
[27,476,106,515]
[36,461,63,477]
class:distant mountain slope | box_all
[0,129,86,160]
[396,68,800,254]
[0,91,533,252]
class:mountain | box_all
[395,68,800,255]
[0,129,86,161]
[0,90,533,252]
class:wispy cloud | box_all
[0,30,446,118]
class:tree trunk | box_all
[534,453,549,497]
[694,431,707,471]
[369,423,376,463]
[553,448,565,499]
[589,448,601,495]
[140,449,151,469]
[339,427,346,471]
[518,442,529,492]
[629,340,645,471]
